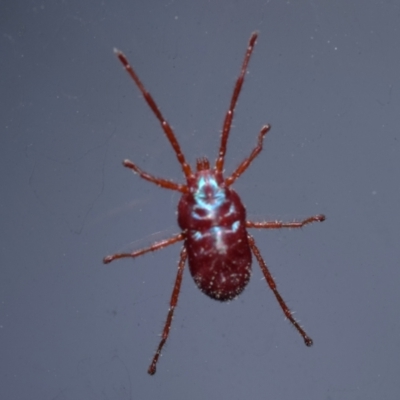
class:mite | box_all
[104,32,325,375]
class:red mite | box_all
[104,32,325,375]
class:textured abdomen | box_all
[177,174,251,301]
[185,222,251,301]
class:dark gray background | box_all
[1,1,399,399]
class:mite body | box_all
[178,168,251,301]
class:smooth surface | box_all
[1,1,400,399]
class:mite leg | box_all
[123,159,188,193]
[114,49,192,180]
[247,233,313,346]
[225,124,270,187]
[103,232,185,264]
[148,246,188,375]
[246,214,325,229]
[216,32,258,173]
